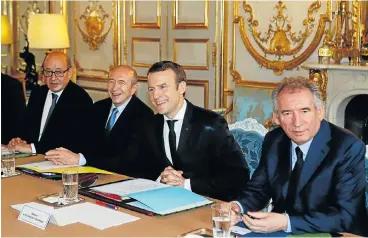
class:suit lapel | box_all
[177,100,193,154]
[154,115,171,166]
[108,97,135,136]
[297,120,331,193]
[274,135,292,202]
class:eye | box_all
[282,112,291,116]
[160,84,167,89]
[301,109,309,114]
[148,87,154,92]
[118,80,125,85]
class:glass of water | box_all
[211,203,231,238]
[62,170,79,204]
[1,146,16,177]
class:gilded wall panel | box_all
[173,0,208,29]
[173,39,209,70]
[230,0,330,83]
[131,38,162,68]
[130,0,161,29]
[73,1,120,77]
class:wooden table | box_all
[2,155,213,237]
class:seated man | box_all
[8,51,93,155]
[132,61,250,201]
[1,73,26,144]
[230,76,367,236]
[45,65,153,176]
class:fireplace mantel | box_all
[302,63,368,128]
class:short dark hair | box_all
[147,61,186,84]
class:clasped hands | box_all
[228,202,288,233]
[8,137,32,153]
[160,166,185,187]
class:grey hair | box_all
[272,76,323,114]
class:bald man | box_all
[9,51,93,155]
[45,65,153,176]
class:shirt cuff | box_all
[30,143,36,154]
[184,179,192,191]
[284,213,292,233]
[78,153,86,166]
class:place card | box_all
[18,205,52,230]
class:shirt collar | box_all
[291,139,313,158]
[47,89,63,99]
[110,95,132,113]
[163,100,187,121]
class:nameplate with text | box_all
[18,205,52,230]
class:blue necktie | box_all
[105,108,118,134]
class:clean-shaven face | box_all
[273,88,324,145]
[43,53,71,93]
[147,69,186,119]
[107,67,137,107]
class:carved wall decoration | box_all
[20,1,42,34]
[75,1,113,50]
[234,0,330,75]
[309,68,328,101]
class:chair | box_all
[229,118,268,178]
[365,157,368,209]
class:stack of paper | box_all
[17,161,113,175]
[11,202,139,230]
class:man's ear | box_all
[131,83,138,95]
[272,112,280,125]
[178,81,186,95]
[317,103,325,121]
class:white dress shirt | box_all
[78,96,132,166]
[157,100,192,190]
[30,89,64,154]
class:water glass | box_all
[1,147,15,177]
[62,170,79,203]
[211,203,231,238]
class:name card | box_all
[18,205,52,230]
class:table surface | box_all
[2,155,359,237]
[2,155,214,237]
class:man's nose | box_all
[293,112,302,127]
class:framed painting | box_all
[232,80,277,125]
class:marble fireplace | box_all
[303,63,368,142]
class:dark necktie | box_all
[105,108,118,134]
[167,120,178,165]
[286,146,304,211]
[42,93,58,136]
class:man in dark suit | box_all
[134,61,249,201]
[45,65,153,176]
[8,51,93,155]
[1,73,26,144]
[230,76,367,236]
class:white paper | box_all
[74,203,140,230]
[19,161,73,171]
[12,202,139,230]
[90,178,169,196]
[231,225,252,235]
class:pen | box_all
[95,200,119,210]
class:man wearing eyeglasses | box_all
[44,65,153,176]
[8,51,93,157]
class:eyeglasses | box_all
[43,68,70,77]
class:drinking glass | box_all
[62,170,79,203]
[211,203,231,238]
[1,146,15,177]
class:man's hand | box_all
[13,143,32,153]
[229,202,243,226]
[45,147,79,165]
[8,137,27,148]
[242,212,288,233]
[160,166,185,186]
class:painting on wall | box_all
[232,80,277,125]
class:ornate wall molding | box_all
[232,0,331,76]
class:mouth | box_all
[156,99,168,106]
[111,93,122,97]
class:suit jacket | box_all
[1,74,26,144]
[237,120,367,235]
[135,100,250,201]
[85,95,153,176]
[22,81,93,154]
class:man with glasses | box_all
[8,51,93,156]
[44,65,153,176]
